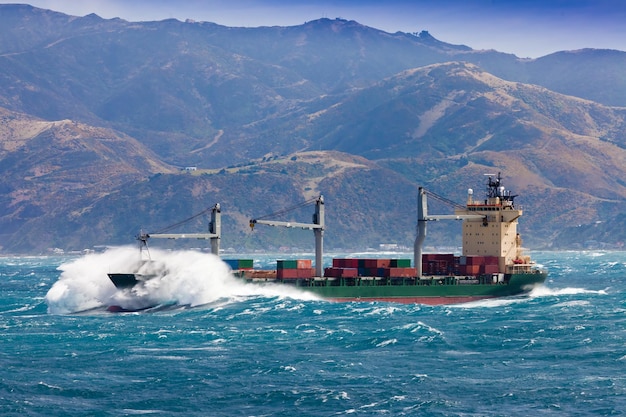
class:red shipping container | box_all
[334,258,359,268]
[332,259,345,268]
[363,259,391,268]
[424,253,454,262]
[297,259,312,269]
[393,267,417,277]
[484,264,500,274]
[340,268,359,278]
[277,269,299,279]
[463,265,481,275]
[347,259,359,268]
[484,256,499,265]
[297,268,314,278]
[474,256,486,265]
[383,267,417,277]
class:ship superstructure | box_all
[451,173,530,273]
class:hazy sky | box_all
[4,0,625,58]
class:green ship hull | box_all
[240,270,547,305]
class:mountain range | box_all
[1,4,626,254]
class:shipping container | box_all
[390,259,412,268]
[296,259,312,269]
[223,259,254,270]
[277,260,298,269]
[324,267,338,278]
[485,256,500,265]
[461,264,481,275]
[332,258,359,268]
[339,268,359,278]
[466,256,485,265]
[277,268,299,279]
[382,267,417,277]
[361,259,391,268]
[297,268,314,278]
[423,253,455,262]
[325,267,360,278]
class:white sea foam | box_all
[45,246,318,314]
[529,285,608,297]
[450,284,608,309]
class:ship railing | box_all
[506,263,535,274]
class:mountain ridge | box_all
[1,5,626,253]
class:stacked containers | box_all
[223,259,254,271]
[324,258,415,278]
[422,254,456,275]
[277,259,314,279]
[325,258,358,278]
[458,256,500,275]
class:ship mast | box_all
[250,196,324,277]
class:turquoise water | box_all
[1,249,625,416]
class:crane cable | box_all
[254,197,319,221]
[424,189,465,210]
[152,207,212,234]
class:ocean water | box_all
[1,248,624,416]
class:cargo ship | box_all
[108,174,547,306]
[235,173,547,304]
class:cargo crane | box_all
[249,196,324,277]
[138,203,222,258]
[414,189,485,277]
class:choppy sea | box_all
[1,248,624,416]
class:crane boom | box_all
[250,220,323,230]
[250,196,324,277]
[147,233,217,239]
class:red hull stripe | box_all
[326,296,496,305]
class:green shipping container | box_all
[238,259,254,269]
[390,259,412,268]
[277,260,298,269]
[224,259,254,270]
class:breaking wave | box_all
[45,247,317,314]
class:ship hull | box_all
[108,269,547,306]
